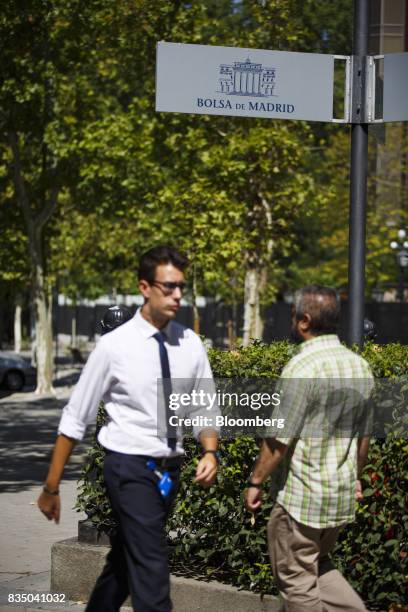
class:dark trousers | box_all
[85,452,180,612]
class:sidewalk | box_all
[0,370,132,611]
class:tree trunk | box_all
[71,304,78,349]
[227,319,235,349]
[242,267,264,346]
[9,130,58,395]
[30,300,36,366]
[34,272,54,394]
[14,294,23,353]
[242,195,274,347]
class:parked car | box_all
[0,352,37,391]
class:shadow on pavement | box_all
[0,392,93,494]
[53,370,81,388]
[0,390,13,400]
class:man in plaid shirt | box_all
[245,285,373,612]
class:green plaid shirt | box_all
[274,334,374,529]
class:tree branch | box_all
[35,181,59,230]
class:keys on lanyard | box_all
[146,459,173,498]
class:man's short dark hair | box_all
[138,246,189,283]
[293,285,340,335]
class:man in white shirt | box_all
[38,246,219,612]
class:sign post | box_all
[347,0,370,348]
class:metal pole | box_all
[398,265,404,302]
[54,280,59,379]
[347,0,370,348]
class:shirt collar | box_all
[298,334,341,353]
[135,307,172,340]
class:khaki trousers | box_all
[267,504,366,612]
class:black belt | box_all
[142,455,183,469]
[104,450,183,469]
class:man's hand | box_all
[355,479,364,502]
[195,453,217,487]
[245,485,263,512]
[37,490,61,524]
[244,438,287,513]
[37,433,76,525]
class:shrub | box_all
[333,436,408,607]
[76,340,408,609]
[76,404,116,533]
[333,342,408,607]
[168,436,276,593]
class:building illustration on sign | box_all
[218,58,276,97]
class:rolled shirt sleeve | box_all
[58,339,112,440]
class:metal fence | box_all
[54,301,408,348]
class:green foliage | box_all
[77,341,408,608]
[362,341,408,378]
[0,0,352,308]
[333,436,408,607]
[289,128,408,294]
[0,145,29,288]
[208,340,295,378]
[1,0,406,317]
[332,342,408,606]
[76,403,116,533]
[168,436,276,593]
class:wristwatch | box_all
[247,481,262,489]
[202,450,221,464]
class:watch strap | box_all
[202,450,220,464]
[247,481,262,489]
[43,485,60,495]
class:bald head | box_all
[293,285,340,336]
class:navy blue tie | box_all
[153,331,176,450]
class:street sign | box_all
[383,53,408,123]
[156,42,335,123]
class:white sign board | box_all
[156,42,335,123]
[383,53,408,123]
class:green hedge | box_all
[76,341,408,609]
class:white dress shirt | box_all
[58,309,216,457]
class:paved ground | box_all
[0,366,131,611]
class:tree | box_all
[0,0,169,389]
[1,0,373,371]
[142,0,326,340]
[0,144,30,351]
[1,2,75,391]
[46,0,323,342]
[49,0,350,343]
[288,126,408,295]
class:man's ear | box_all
[298,313,312,332]
[139,279,150,300]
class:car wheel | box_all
[5,370,25,391]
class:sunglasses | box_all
[151,280,187,295]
